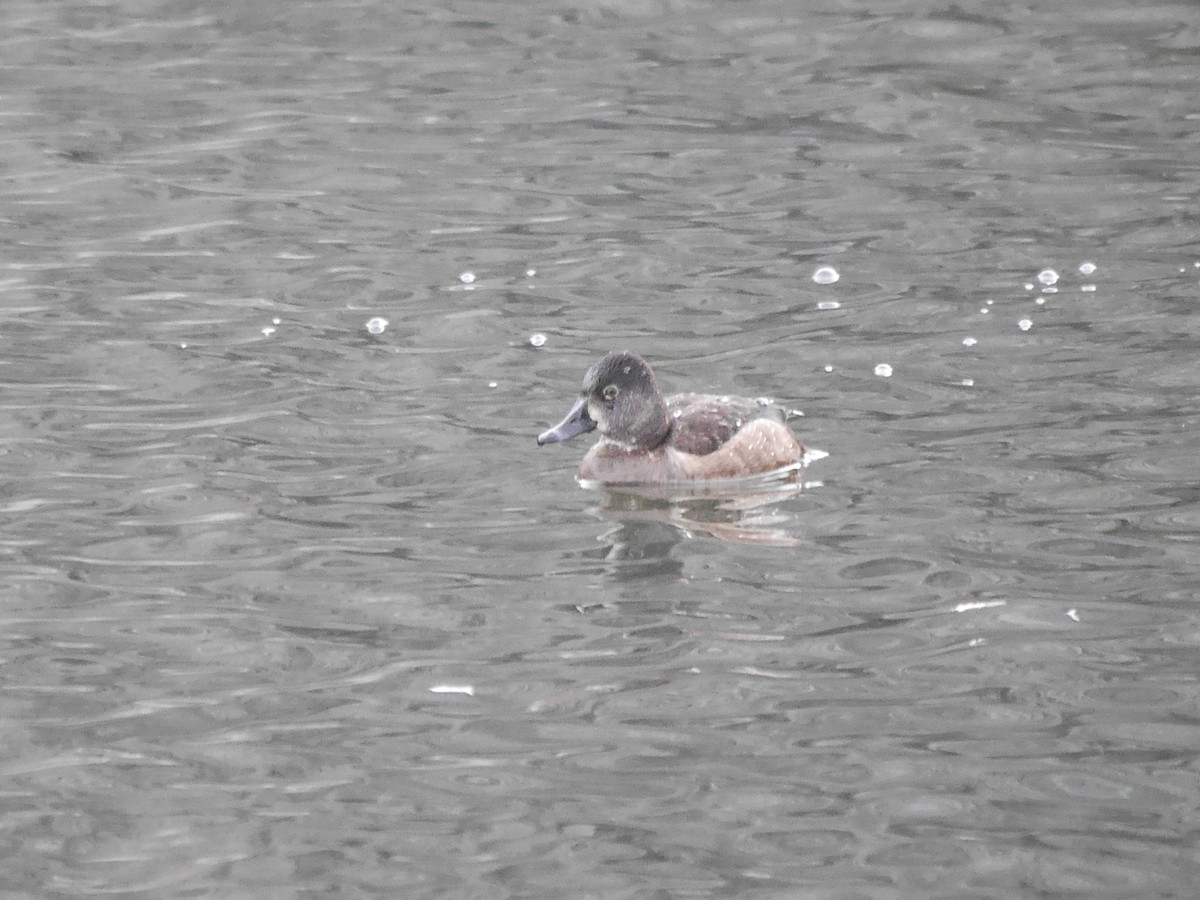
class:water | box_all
[2,0,1199,896]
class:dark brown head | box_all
[537,351,672,450]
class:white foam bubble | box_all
[874,363,893,378]
[1078,261,1096,275]
[458,271,476,284]
[529,333,547,347]
[1018,319,1032,331]
[812,266,839,285]
[962,337,977,347]
[1037,269,1059,286]
[365,317,388,335]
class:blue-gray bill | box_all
[537,396,595,445]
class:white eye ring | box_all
[602,384,619,401]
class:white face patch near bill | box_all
[588,398,609,433]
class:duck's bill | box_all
[537,397,596,445]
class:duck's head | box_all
[537,351,671,450]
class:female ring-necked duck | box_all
[537,351,805,485]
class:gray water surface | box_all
[3,0,1199,897]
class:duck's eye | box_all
[602,384,619,402]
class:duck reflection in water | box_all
[591,477,813,552]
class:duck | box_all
[536,351,806,485]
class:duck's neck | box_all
[603,386,671,451]
[633,397,672,450]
